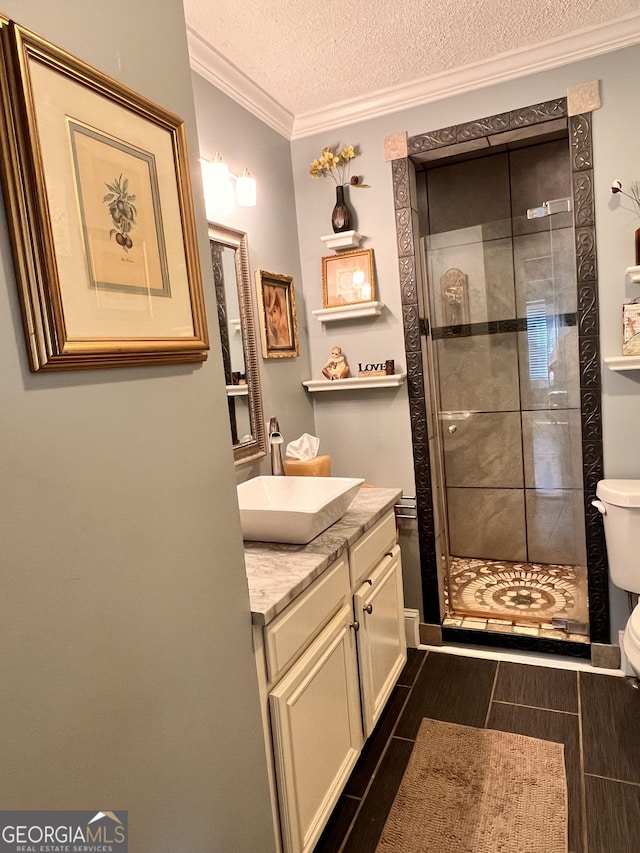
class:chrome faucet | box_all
[268,417,285,476]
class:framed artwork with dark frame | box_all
[255,269,299,359]
[0,19,208,371]
[321,248,376,309]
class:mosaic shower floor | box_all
[443,556,590,643]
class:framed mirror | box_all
[208,222,266,465]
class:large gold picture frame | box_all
[0,19,209,370]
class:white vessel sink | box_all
[237,475,364,544]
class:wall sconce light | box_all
[201,153,257,219]
[236,168,257,207]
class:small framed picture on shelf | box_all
[255,269,299,359]
[623,302,640,355]
[321,248,376,309]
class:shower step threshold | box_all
[442,614,590,643]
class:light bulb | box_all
[201,153,233,217]
[236,168,256,207]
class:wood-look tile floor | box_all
[313,650,640,853]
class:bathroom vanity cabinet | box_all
[245,490,406,853]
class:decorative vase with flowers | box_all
[309,145,370,233]
[610,179,640,265]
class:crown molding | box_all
[188,13,640,142]
[292,12,640,138]
[187,27,294,139]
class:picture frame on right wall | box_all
[623,302,640,355]
[322,248,376,309]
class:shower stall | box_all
[391,100,608,657]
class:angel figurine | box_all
[322,346,350,380]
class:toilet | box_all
[594,479,640,676]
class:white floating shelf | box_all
[320,230,362,251]
[604,355,640,371]
[303,373,406,392]
[625,266,640,283]
[312,302,385,323]
[226,384,249,396]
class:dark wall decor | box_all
[391,99,608,657]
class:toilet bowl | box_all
[593,479,640,676]
[624,605,640,677]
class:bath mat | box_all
[376,718,567,853]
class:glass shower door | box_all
[423,207,589,637]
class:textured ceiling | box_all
[183,0,640,117]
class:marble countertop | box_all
[244,486,402,626]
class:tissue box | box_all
[283,455,332,477]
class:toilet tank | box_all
[595,479,640,593]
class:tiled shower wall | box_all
[423,138,586,567]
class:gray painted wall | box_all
[190,74,423,613]
[190,44,640,638]
[289,46,640,641]
[0,4,275,850]
[191,74,315,482]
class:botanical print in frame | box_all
[0,19,208,370]
[322,248,376,309]
[69,122,170,297]
[255,270,299,359]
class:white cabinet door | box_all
[355,544,407,737]
[269,604,363,853]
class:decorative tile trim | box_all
[458,113,510,140]
[396,209,414,257]
[392,158,410,207]
[576,227,598,282]
[578,281,600,337]
[392,100,608,650]
[409,126,457,154]
[581,389,602,441]
[511,99,567,126]
[580,336,601,389]
[570,111,606,644]
[567,81,601,117]
[384,131,408,161]
[574,170,595,227]
[408,98,568,154]
[571,113,593,171]
[402,304,421,353]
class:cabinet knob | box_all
[363,604,374,615]
[349,620,360,632]
[448,424,457,434]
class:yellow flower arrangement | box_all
[309,145,369,187]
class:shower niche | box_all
[391,99,607,658]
